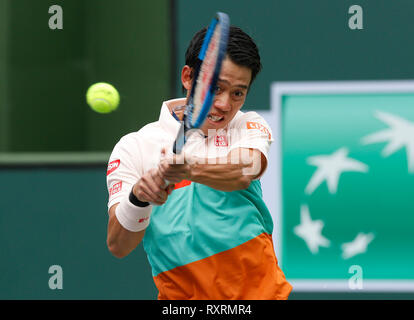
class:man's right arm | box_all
[107,203,146,258]
[106,168,174,258]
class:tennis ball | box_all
[86,82,120,114]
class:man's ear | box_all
[181,65,193,91]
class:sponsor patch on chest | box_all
[214,135,228,147]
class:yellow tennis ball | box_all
[86,82,120,114]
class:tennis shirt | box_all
[107,98,292,300]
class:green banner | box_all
[269,81,414,291]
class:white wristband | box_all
[115,194,153,232]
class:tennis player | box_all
[106,25,292,300]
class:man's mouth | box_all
[207,114,224,122]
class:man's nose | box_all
[213,93,231,112]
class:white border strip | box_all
[268,80,414,292]
[291,280,414,293]
[0,152,110,165]
[272,80,414,96]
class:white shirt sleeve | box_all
[228,111,274,162]
[106,133,143,212]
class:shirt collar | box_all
[159,98,187,136]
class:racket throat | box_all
[173,120,186,154]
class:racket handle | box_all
[173,120,186,154]
[154,118,184,205]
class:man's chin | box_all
[200,122,227,136]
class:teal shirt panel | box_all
[143,180,273,277]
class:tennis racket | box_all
[152,12,229,198]
[173,12,230,154]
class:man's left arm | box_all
[158,147,267,192]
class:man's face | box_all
[196,57,252,135]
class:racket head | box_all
[185,12,230,130]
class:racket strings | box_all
[192,25,221,123]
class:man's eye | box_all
[234,91,244,98]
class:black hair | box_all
[183,25,262,93]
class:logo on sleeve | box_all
[109,181,123,196]
[107,159,120,176]
[246,121,271,139]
